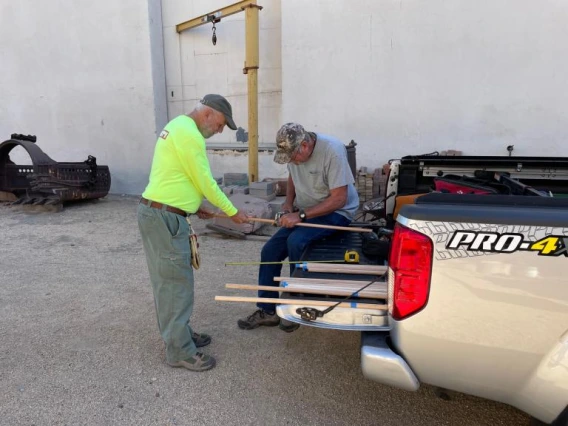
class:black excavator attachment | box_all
[0,134,111,209]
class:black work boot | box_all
[192,332,211,348]
[237,309,280,330]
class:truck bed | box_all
[276,230,389,331]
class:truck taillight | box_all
[388,223,433,320]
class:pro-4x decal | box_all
[446,231,568,257]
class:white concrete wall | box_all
[5,1,567,195]
[282,0,568,169]
[0,0,166,194]
[161,0,287,180]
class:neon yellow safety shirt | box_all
[142,115,237,216]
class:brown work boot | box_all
[192,332,211,348]
[167,352,216,372]
[237,309,280,330]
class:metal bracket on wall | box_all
[243,65,259,74]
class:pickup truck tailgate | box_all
[391,195,568,423]
[276,230,388,331]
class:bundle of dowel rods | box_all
[217,266,388,309]
[216,259,388,310]
[226,281,386,299]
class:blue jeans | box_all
[257,212,351,313]
[137,203,197,363]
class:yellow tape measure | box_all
[344,249,360,263]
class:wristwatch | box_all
[299,209,307,222]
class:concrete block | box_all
[268,197,286,216]
[262,178,287,196]
[212,193,272,234]
[249,190,276,202]
[222,186,233,195]
[233,186,249,194]
[249,181,275,195]
[224,173,249,186]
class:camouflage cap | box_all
[273,123,307,164]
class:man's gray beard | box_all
[201,128,214,139]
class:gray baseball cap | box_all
[200,94,237,130]
[274,123,307,164]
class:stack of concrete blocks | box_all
[373,164,390,198]
[222,185,249,196]
[205,173,290,236]
[356,167,374,204]
[211,193,272,234]
[206,173,283,235]
[219,172,250,196]
[249,181,276,202]
[223,173,249,186]
[249,182,283,236]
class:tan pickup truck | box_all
[277,155,568,425]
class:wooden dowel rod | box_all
[215,296,386,310]
[296,268,385,276]
[284,283,386,292]
[213,213,274,224]
[213,214,372,233]
[284,283,382,290]
[283,285,384,295]
[297,263,387,275]
[303,263,387,273]
[275,276,386,286]
[296,223,372,233]
[311,270,380,275]
[225,284,387,299]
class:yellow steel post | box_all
[244,2,260,183]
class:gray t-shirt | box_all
[288,133,359,220]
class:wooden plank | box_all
[275,276,386,288]
[225,284,386,299]
[298,268,385,276]
[302,263,387,273]
[215,296,386,310]
[284,283,386,295]
[297,263,388,275]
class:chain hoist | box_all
[211,21,217,45]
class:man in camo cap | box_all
[238,123,360,332]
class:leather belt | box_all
[139,197,188,217]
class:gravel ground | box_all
[0,196,529,426]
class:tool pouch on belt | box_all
[186,217,201,269]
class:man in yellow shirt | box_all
[138,94,248,371]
